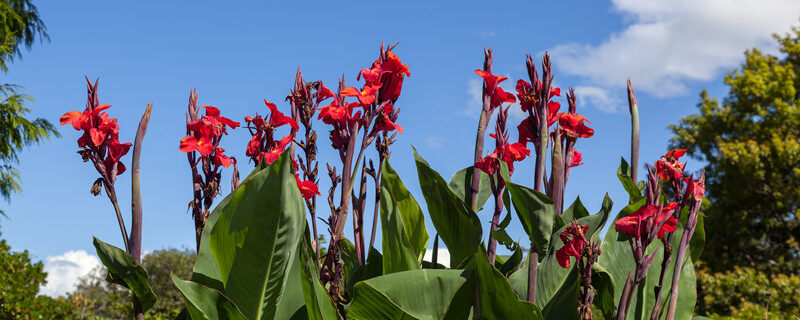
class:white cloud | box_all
[40,250,100,297]
[574,86,624,113]
[424,248,451,268]
[458,78,484,117]
[551,0,800,110]
[425,137,446,150]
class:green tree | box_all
[0,0,56,215]
[670,27,800,274]
[0,231,74,319]
[71,248,196,319]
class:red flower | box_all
[558,113,594,139]
[258,134,293,165]
[517,118,535,145]
[341,83,381,105]
[570,150,584,167]
[503,142,530,163]
[550,87,561,98]
[475,151,501,175]
[318,99,358,126]
[547,101,561,126]
[556,221,589,268]
[516,80,536,113]
[490,87,516,108]
[684,176,705,203]
[61,102,131,177]
[265,100,299,131]
[375,104,403,133]
[371,51,410,103]
[179,136,214,156]
[475,70,507,94]
[213,147,233,168]
[655,149,686,181]
[295,174,321,199]
[317,84,335,104]
[614,203,678,240]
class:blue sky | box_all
[2,0,799,296]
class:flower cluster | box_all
[655,149,686,181]
[179,105,239,168]
[474,72,529,176]
[244,100,297,165]
[556,221,589,268]
[61,79,131,193]
[614,202,678,240]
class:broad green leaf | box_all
[505,181,556,262]
[347,247,385,294]
[413,148,482,268]
[381,160,429,274]
[541,267,580,320]
[298,226,339,320]
[93,237,157,312]
[598,197,698,320]
[346,269,474,320]
[561,197,590,225]
[617,157,644,204]
[191,161,271,291]
[592,264,616,320]
[497,246,524,277]
[171,275,247,320]
[208,153,306,320]
[472,249,543,320]
[448,165,492,212]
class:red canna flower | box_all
[61,101,131,178]
[475,69,508,94]
[570,150,584,167]
[516,80,536,113]
[490,87,517,108]
[213,147,233,168]
[341,83,381,106]
[475,151,501,175]
[265,100,299,131]
[614,203,677,240]
[179,136,214,156]
[556,221,589,268]
[655,149,686,181]
[317,84,335,104]
[375,103,403,133]
[558,113,594,139]
[295,174,322,199]
[684,175,706,203]
[503,142,530,163]
[517,118,535,145]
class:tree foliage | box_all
[670,27,800,274]
[0,0,48,71]
[0,233,74,319]
[696,265,800,319]
[70,248,195,319]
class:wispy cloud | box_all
[40,250,100,297]
[550,0,800,111]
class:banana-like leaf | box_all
[381,159,429,274]
[472,249,543,320]
[413,148,482,268]
[505,181,556,261]
[541,267,580,320]
[448,165,492,212]
[346,269,475,320]
[171,274,247,320]
[207,153,306,320]
[298,225,339,320]
[93,237,157,312]
[598,198,698,320]
[617,157,644,204]
[592,264,617,320]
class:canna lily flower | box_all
[475,151,501,175]
[317,84,335,104]
[556,221,589,268]
[375,104,403,133]
[264,100,299,131]
[655,149,687,181]
[258,134,293,165]
[503,142,530,163]
[179,136,214,156]
[684,175,706,203]
[490,87,516,108]
[318,100,358,126]
[570,150,584,167]
[517,118,535,145]
[558,113,594,139]
[614,203,678,240]
[295,174,321,199]
[341,83,381,105]
[475,69,508,96]
[213,147,233,168]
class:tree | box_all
[0,231,74,319]
[0,0,56,215]
[670,27,800,274]
[70,248,196,319]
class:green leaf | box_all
[598,197,698,320]
[591,264,617,320]
[617,157,644,204]
[191,162,272,291]
[473,249,543,320]
[448,165,492,212]
[347,247,385,294]
[413,148,482,268]
[92,237,157,312]
[505,181,556,262]
[541,267,580,320]
[380,159,429,274]
[497,246,524,277]
[561,197,590,224]
[171,274,248,320]
[346,269,474,320]
[208,153,307,320]
[298,225,339,320]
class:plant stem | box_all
[105,184,130,253]
[368,160,384,251]
[627,79,639,183]
[664,211,699,320]
[469,49,493,212]
[431,234,439,268]
[616,272,635,320]
[486,177,503,265]
[527,249,538,303]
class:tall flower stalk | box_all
[61,78,152,320]
[179,90,239,252]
